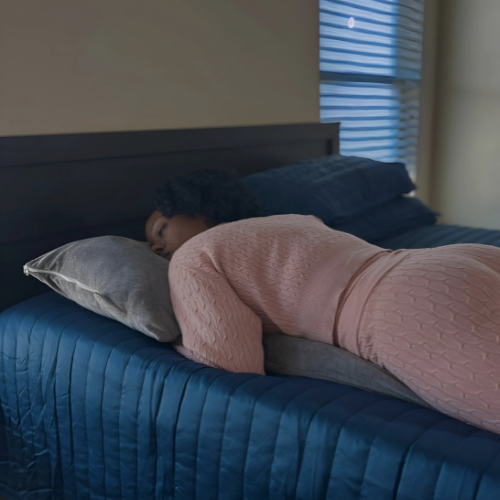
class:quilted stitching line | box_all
[20,301,72,493]
[1,302,31,494]
[191,372,241,495]
[148,350,191,500]
[48,312,123,497]
[117,342,145,500]
[91,331,142,500]
[390,416,462,500]
[210,374,261,500]
[353,407,450,499]
[473,447,500,500]
[170,364,207,500]
[192,371,228,500]
[2,296,70,492]
[63,321,122,499]
[0,310,8,491]
[430,427,481,500]
[244,379,302,499]
[15,302,44,495]
[296,389,378,500]
[49,306,144,498]
[217,378,289,500]
[133,352,165,500]
[322,396,422,499]
[38,304,90,496]
[36,307,89,496]
[263,385,325,498]
[2,298,65,495]
[293,391,356,500]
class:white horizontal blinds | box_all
[320,80,420,167]
[319,0,425,179]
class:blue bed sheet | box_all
[374,223,500,250]
[1,291,500,500]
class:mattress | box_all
[1,291,500,500]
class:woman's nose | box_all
[150,242,164,255]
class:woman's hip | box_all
[357,244,500,362]
[356,246,500,433]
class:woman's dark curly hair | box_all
[154,169,261,225]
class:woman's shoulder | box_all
[171,215,349,263]
[169,214,378,283]
[170,215,316,265]
[219,214,325,232]
[206,214,335,244]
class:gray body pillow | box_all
[263,332,432,408]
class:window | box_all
[320,0,425,180]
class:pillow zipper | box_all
[23,265,98,293]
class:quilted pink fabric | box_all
[169,215,500,433]
[169,215,384,373]
[354,244,500,434]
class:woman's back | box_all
[168,214,386,372]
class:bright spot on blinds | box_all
[320,0,425,180]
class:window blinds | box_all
[319,0,425,179]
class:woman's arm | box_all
[168,262,265,375]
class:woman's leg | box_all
[357,244,500,434]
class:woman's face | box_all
[145,210,211,259]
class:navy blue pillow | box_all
[241,154,416,225]
[331,196,440,243]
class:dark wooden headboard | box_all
[0,122,339,312]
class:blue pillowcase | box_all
[330,196,439,243]
[241,154,416,225]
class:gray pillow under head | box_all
[263,333,432,408]
[23,235,181,342]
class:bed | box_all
[1,123,500,500]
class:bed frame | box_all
[0,123,339,313]
[4,123,500,500]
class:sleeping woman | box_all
[145,169,500,434]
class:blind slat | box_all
[320,0,425,179]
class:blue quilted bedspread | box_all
[1,290,500,500]
[375,223,500,249]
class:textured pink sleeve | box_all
[169,262,265,375]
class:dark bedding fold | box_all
[374,223,500,250]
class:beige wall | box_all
[0,0,319,136]
[430,0,500,229]
[414,0,439,206]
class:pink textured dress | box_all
[169,215,500,434]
